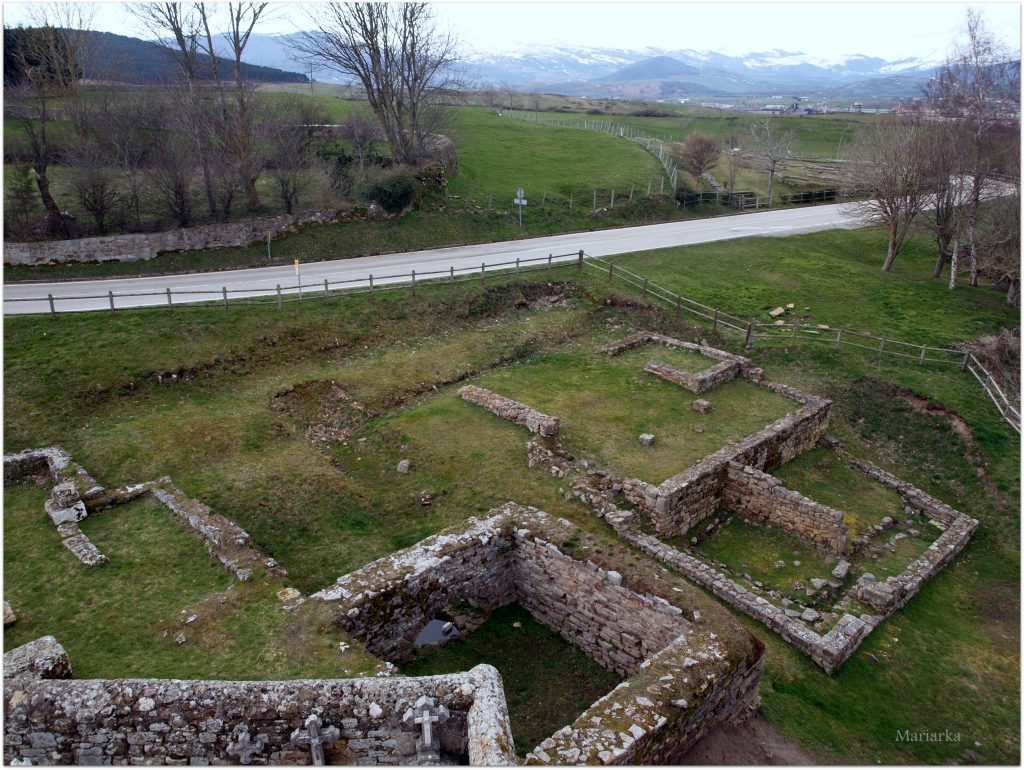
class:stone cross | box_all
[290,714,340,766]
[226,725,265,765]
[402,695,449,761]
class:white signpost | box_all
[513,187,527,227]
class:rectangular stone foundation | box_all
[312,503,765,763]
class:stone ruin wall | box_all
[3,666,515,766]
[313,505,766,763]
[3,207,385,267]
[844,457,979,613]
[311,515,519,664]
[644,359,741,394]
[723,462,850,556]
[630,390,832,538]
[457,386,560,437]
[512,531,687,678]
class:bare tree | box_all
[128,2,217,215]
[198,2,270,211]
[5,4,95,235]
[748,118,794,205]
[917,121,970,284]
[66,139,121,234]
[292,3,459,165]
[529,92,542,121]
[342,108,383,172]
[266,96,330,214]
[845,119,930,271]
[679,132,721,182]
[925,9,1021,286]
[975,188,1021,305]
[724,132,742,193]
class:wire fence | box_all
[585,255,1021,433]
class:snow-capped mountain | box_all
[239,34,940,96]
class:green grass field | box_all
[3,229,1018,763]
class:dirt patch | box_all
[681,713,815,765]
[271,380,368,448]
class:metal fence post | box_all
[48,294,56,319]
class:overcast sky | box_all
[2,1,1020,63]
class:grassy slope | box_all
[3,232,1018,762]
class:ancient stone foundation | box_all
[645,359,740,394]
[458,385,560,437]
[723,463,849,555]
[313,503,764,763]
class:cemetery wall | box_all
[3,664,515,766]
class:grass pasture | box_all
[3,226,1018,763]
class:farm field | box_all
[3,223,1019,763]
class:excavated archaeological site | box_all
[3,327,977,765]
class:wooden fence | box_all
[585,255,1021,433]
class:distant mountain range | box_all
[236,34,940,98]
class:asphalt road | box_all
[3,203,861,315]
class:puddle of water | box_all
[414,618,459,647]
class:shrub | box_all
[367,171,417,214]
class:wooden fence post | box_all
[961,351,970,371]
[744,319,755,348]
[515,257,520,277]
[109,291,115,312]
[222,287,229,310]
[608,261,613,280]
[642,278,649,295]
[323,279,329,302]
[577,250,584,271]
[369,274,374,298]
[878,337,886,356]
[48,294,56,319]
[276,285,282,310]
[166,288,173,313]
[918,345,927,365]
[791,321,798,340]
[411,270,416,297]
[450,266,455,283]
[610,189,615,208]
[713,308,719,332]
[481,262,486,284]
[835,328,843,348]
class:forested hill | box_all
[3,28,309,85]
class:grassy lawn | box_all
[401,603,620,757]
[694,515,836,599]
[474,342,796,482]
[3,229,1017,762]
[3,481,376,679]
[774,447,905,536]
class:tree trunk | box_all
[766,169,774,207]
[967,220,979,287]
[949,238,959,291]
[882,228,898,271]
[932,246,948,278]
[33,164,66,236]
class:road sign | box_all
[514,187,527,227]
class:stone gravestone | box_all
[45,481,87,526]
[290,714,340,766]
[402,695,450,765]
[226,724,266,765]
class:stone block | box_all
[692,399,712,414]
[638,434,656,447]
[44,499,87,526]
[4,600,16,627]
[3,635,72,679]
[396,460,411,474]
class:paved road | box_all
[3,203,861,315]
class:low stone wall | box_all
[313,504,765,763]
[723,463,849,555]
[845,457,979,612]
[3,664,515,766]
[635,392,832,538]
[458,385,560,437]
[3,207,386,266]
[2,636,72,681]
[604,509,877,675]
[4,448,284,583]
[645,359,741,394]
[601,331,765,382]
